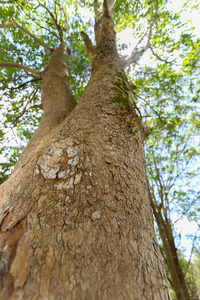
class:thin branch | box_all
[133,27,149,51]
[0,163,15,167]
[167,276,174,290]
[0,21,54,53]
[149,46,173,64]
[28,103,42,109]
[9,78,42,91]
[137,94,165,123]
[0,23,15,28]
[124,10,159,68]
[38,1,64,42]
[123,40,150,69]
[0,61,41,76]
[14,21,54,52]
[12,84,41,128]
[159,245,167,262]
[54,0,58,24]
[16,2,59,39]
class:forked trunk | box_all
[0,5,171,299]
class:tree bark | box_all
[0,7,171,300]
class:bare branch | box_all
[38,1,64,42]
[0,163,15,167]
[0,61,41,76]
[81,31,97,61]
[103,0,110,18]
[151,151,165,208]
[0,21,54,52]
[123,46,150,69]
[103,0,116,18]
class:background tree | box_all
[126,1,200,297]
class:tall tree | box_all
[0,0,193,298]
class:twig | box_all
[28,103,42,109]
[149,46,173,64]
[10,78,42,91]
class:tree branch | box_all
[149,46,173,64]
[94,0,101,22]
[9,78,42,91]
[0,61,41,76]
[38,1,64,42]
[123,11,159,68]
[54,0,58,24]
[28,103,42,110]
[0,163,15,167]
[81,31,97,61]
[137,94,165,123]
[16,2,60,39]
[12,84,41,128]
[0,22,54,53]
[0,22,15,28]
[123,47,149,69]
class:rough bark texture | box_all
[0,4,172,299]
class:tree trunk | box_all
[0,7,171,300]
[151,199,190,300]
[166,219,191,299]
